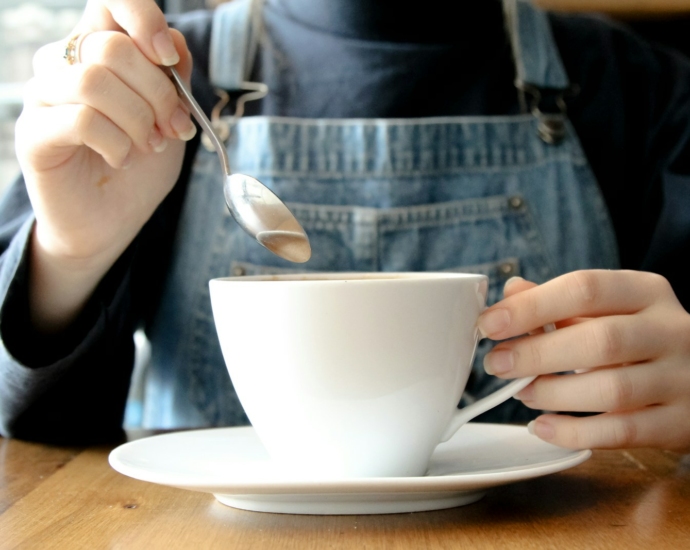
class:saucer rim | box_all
[109,423,591,495]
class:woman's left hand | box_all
[478,270,690,452]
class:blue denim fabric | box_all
[134,0,620,429]
[506,0,570,89]
[209,0,260,89]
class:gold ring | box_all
[63,32,90,65]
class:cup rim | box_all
[210,272,489,284]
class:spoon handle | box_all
[168,67,231,176]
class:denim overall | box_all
[132,0,620,429]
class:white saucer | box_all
[109,423,590,515]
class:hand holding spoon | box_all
[168,67,311,263]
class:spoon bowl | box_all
[168,67,311,264]
[224,174,311,263]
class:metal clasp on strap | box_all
[516,81,579,145]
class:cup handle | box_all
[439,322,556,442]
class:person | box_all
[1,0,689,451]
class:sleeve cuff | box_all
[0,216,131,368]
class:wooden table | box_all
[1,432,689,549]
[536,0,690,17]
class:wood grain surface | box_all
[1,433,689,549]
[536,0,690,16]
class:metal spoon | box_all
[168,67,311,264]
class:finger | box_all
[80,0,179,66]
[503,277,581,334]
[501,277,559,337]
[17,103,131,170]
[170,29,193,81]
[478,270,677,340]
[33,31,194,142]
[484,313,668,378]
[76,31,192,140]
[527,405,690,452]
[26,64,164,153]
[515,362,677,412]
[502,276,537,298]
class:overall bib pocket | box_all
[225,192,555,309]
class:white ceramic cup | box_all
[209,272,535,479]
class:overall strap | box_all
[504,0,573,144]
[209,0,263,90]
[503,0,570,90]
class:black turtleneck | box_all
[244,0,519,118]
[264,0,504,44]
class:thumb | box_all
[170,29,193,82]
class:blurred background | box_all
[2,0,690,194]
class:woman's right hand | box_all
[14,0,196,332]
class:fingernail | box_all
[148,128,167,153]
[171,107,197,141]
[477,308,511,338]
[504,276,524,290]
[153,30,180,66]
[515,384,534,401]
[483,349,514,375]
[527,420,555,440]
